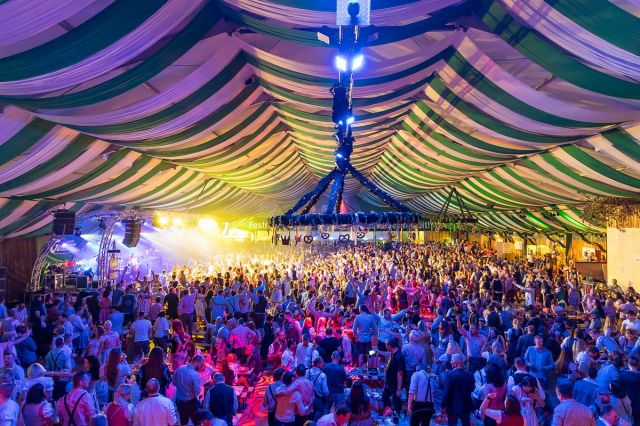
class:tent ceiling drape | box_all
[0,0,639,237]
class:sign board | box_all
[337,0,371,26]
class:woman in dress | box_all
[511,375,545,426]
[104,383,135,426]
[83,355,103,403]
[84,326,103,359]
[21,383,56,426]
[137,347,172,396]
[603,298,617,330]
[99,289,112,324]
[568,281,581,312]
[346,380,375,426]
[195,285,207,322]
[552,347,577,391]
[170,319,190,370]
[589,299,605,330]
[480,364,507,426]
[98,320,121,364]
[100,348,131,402]
[480,394,524,426]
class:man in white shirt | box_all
[295,334,315,368]
[621,311,640,334]
[153,311,170,351]
[281,340,296,371]
[317,405,351,426]
[159,270,169,291]
[597,404,619,426]
[134,379,178,426]
[229,319,257,361]
[131,312,152,360]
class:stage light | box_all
[336,152,344,159]
[346,116,355,125]
[335,55,348,72]
[198,218,218,232]
[228,228,248,239]
[172,217,182,226]
[157,216,169,227]
[352,54,364,71]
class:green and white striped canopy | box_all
[1,0,639,237]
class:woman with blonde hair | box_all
[104,384,135,426]
[26,363,54,394]
[572,338,586,363]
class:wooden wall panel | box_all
[568,238,606,261]
[422,231,494,248]
[0,238,37,303]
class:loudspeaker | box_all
[65,275,77,288]
[52,210,76,235]
[122,219,141,248]
[75,276,88,290]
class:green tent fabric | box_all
[0,0,639,238]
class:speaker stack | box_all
[52,210,76,235]
[122,219,142,248]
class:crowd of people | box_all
[0,241,639,426]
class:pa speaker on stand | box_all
[52,210,76,235]
[122,219,141,248]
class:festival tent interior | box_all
[0,0,639,296]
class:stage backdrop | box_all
[0,237,38,302]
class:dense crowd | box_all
[1,241,639,426]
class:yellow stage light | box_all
[198,218,219,233]
[157,216,170,226]
[172,217,182,226]
[228,228,248,239]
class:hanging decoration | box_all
[269,2,420,231]
[581,196,639,230]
